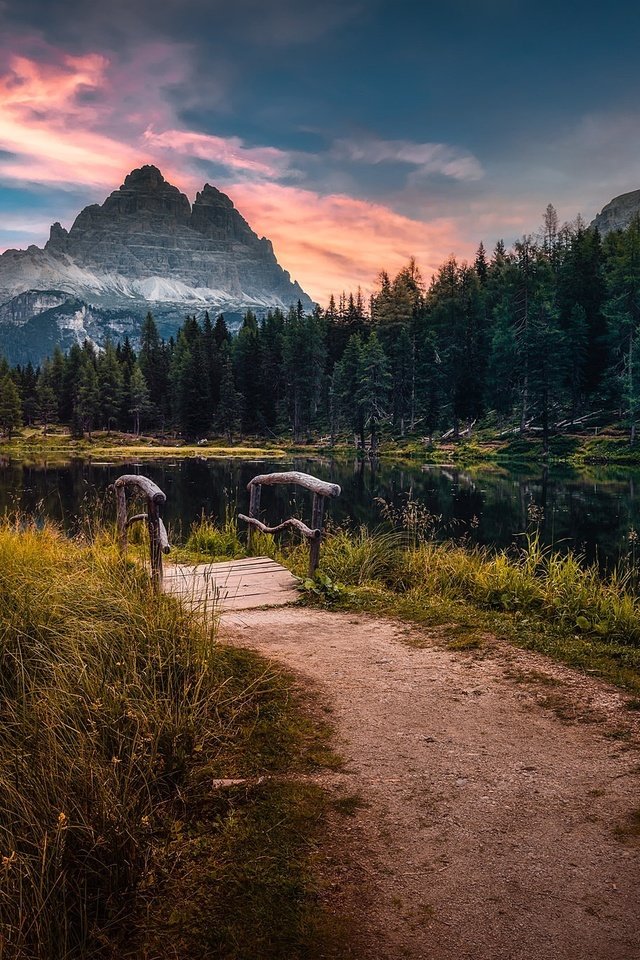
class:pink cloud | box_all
[0,44,479,302]
[0,51,151,186]
[143,128,296,180]
[229,182,475,302]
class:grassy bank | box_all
[179,514,640,695]
[0,521,343,960]
[6,422,640,468]
[0,426,287,462]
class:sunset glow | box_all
[1,2,639,302]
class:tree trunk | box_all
[542,386,549,455]
[410,336,416,431]
[520,373,529,434]
[370,417,378,457]
[630,331,636,446]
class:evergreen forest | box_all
[2,206,640,450]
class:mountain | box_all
[590,189,640,235]
[0,165,314,363]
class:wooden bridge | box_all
[111,470,340,613]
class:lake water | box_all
[1,455,639,569]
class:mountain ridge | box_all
[0,165,314,362]
[590,188,640,235]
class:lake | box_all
[1,455,639,569]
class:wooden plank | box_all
[162,567,292,583]
[162,556,299,612]
[164,557,281,576]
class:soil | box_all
[222,608,640,960]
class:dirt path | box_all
[222,608,640,960]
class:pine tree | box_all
[604,216,640,443]
[332,334,364,446]
[138,312,167,419]
[217,348,240,441]
[474,242,489,284]
[170,318,211,437]
[526,295,567,453]
[75,357,99,438]
[36,360,58,434]
[486,301,517,418]
[0,374,22,437]
[97,339,124,431]
[357,333,391,455]
[129,364,150,436]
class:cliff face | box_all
[0,166,314,361]
[590,189,640,235]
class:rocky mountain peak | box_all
[0,165,314,361]
[193,183,234,209]
[98,165,191,222]
[591,189,640,235]
[122,164,166,190]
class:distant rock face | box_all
[590,189,640,235]
[0,165,314,362]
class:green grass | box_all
[0,426,287,462]
[178,511,640,692]
[0,519,343,960]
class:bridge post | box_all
[115,485,127,553]
[241,472,340,577]
[147,497,163,590]
[309,493,326,577]
[248,482,262,551]
[112,475,170,591]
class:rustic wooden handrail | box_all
[112,474,171,590]
[239,471,341,577]
[248,471,341,499]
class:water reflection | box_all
[0,456,638,570]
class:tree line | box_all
[1,205,640,449]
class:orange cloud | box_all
[229,182,475,302]
[0,46,480,303]
[143,128,296,180]
[0,52,150,186]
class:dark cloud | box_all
[2,0,367,50]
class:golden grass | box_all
[0,519,340,959]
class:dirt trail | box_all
[222,608,640,960]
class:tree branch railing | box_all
[112,474,171,589]
[238,471,341,577]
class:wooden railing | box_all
[238,471,341,577]
[112,475,171,589]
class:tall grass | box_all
[184,508,245,559]
[182,506,640,652]
[0,519,241,958]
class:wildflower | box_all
[2,851,17,869]
[628,529,638,544]
[57,811,68,828]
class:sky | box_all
[1,0,640,303]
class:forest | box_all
[1,205,640,450]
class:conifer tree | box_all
[604,216,640,443]
[97,339,124,431]
[217,348,240,441]
[0,374,22,437]
[129,364,150,436]
[36,361,58,434]
[357,332,391,454]
[75,357,100,438]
